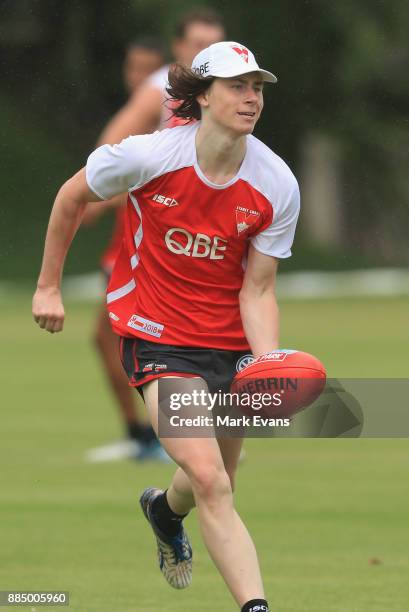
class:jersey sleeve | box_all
[85,134,155,200]
[250,179,300,259]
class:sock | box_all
[127,422,157,444]
[150,490,187,537]
[127,422,144,440]
[241,599,270,612]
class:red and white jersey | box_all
[86,122,300,350]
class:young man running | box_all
[33,41,300,611]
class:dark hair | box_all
[126,37,166,58]
[166,64,214,121]
[174,7,224,40]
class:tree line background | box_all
[1,0,408,279]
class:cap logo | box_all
[232,45,249,63]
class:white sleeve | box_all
[251,180,300,259]
[85,134,154,200]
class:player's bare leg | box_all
[167,437,243,514]
[142,378,265,607]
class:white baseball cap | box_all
[191,41,277,84]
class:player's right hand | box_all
[32,286,65,333]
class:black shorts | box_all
[119,337,252,395]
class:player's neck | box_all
[195,122,247,185]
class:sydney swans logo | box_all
[232,45,249,63]
[235,206,260,235]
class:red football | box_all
[231,349,326,418]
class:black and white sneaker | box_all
[139,487,192,589]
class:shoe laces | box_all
[160,531,191,563]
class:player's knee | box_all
[189,464,232,502]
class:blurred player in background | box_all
[121,38,166,94]
[98,7,225,140]
[84,9,225,462]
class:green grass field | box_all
[1,294,409,611]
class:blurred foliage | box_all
[0,0,408,278]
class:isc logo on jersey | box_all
[165,228,228,260]
[152,194,179,207]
